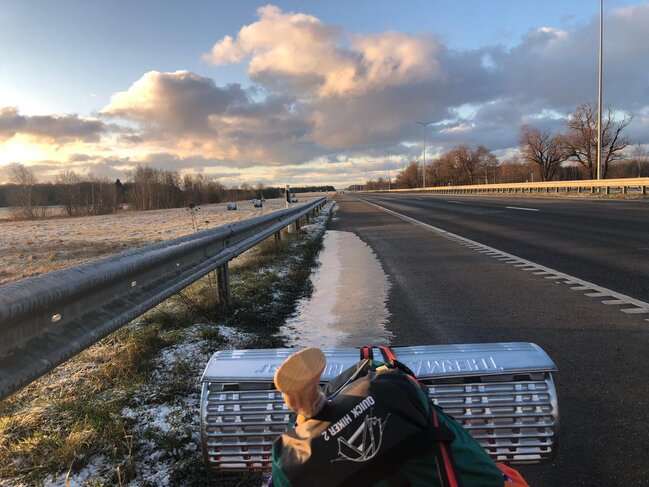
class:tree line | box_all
[1,164,284,220]
[291,186,336,193]
[360,102,648,190]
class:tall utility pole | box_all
[417,121,433,188]
[597,0,603,180]
[385,149,393,190]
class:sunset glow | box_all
[1,1,648,187]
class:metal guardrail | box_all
[0,197,327,401]
[368,177,649,195]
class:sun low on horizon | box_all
[1,0,648,188]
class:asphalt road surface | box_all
[330,192,649,487]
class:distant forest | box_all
[0,164,335,219]
[291,186,335,193]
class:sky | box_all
[1,0,648,188]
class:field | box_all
[0,195,324,286]
[0,200,333,487]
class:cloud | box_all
[0,107,109,143]
[98,1,649,185]
[103,70,249,136]
[204,5,442,97]
[9,3,649,188]
[68,153,93,162]
[101,69,317,165]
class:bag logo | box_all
[333,409,389,463]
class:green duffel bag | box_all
[271,346,507,487]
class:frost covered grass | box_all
[0,202,332,487]
[0,196,321,286]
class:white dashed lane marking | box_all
[506,206,539,212]
[359,197,649,319]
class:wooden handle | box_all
[274,348,326,423]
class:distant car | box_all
[227,203,237,210]
[290,197,298,203]
[252,199,263,208]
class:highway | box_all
[331,192,649,486]
[358,192,649,302]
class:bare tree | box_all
[519,125,570,181]
[630,144,648,177]
[474,145,499,184]
[8,163,37,219]
[495,156,537,183]
[56,170,85,216]
[564,102,632,179]
[448,145,478,184]
[435,152,462,185]
[443,145,498,184]
[395,161,421,188]
[425,158,442,187]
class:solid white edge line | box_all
[506,206,539,212]
[356,196,649,311]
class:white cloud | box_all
[7,3,649,188]
[204,5,443,97]
[0,107,108,143]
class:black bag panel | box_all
[276,368,439,487]
[322,360,373,398]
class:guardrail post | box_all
[606,186,610,195]
[274,230,282,245]
[622,186,627,195]
[217,263,231,305]
[643,186,647,196]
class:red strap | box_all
[356,346,373,360]
[497,464,530,487]
[439,443,460,487]
[431,407,462,487]
[378,346,397,363]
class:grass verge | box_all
[0,204,331,487]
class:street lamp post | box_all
[597,0,603,180]
[385,149,393,190]
[417,121,433,188]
